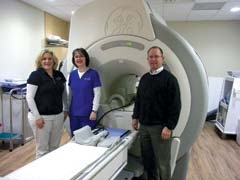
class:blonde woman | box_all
[26,49,68,159]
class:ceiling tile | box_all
[192,2,226,10]
[211,1,240,20]
[188,10,218,21]
[71,0,95,6]
[194,0,227,2]
[20,0,240,21]
[164,3,194,21]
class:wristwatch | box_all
[92,110,97,113]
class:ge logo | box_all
[105,7,143,36]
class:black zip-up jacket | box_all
[132,69,181,130]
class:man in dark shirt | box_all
[132,46,181,180]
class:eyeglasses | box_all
[148,55,163,59]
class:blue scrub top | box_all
[69,68,101,116]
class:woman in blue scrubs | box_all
[68,48,101,137]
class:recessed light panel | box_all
[192,2,225,10]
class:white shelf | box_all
[225,76,234,82]
[219,101,228,109]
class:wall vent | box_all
[192,2,225,10]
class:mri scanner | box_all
[4,0,208,179]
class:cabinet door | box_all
[224,78,240,134]
[216,102,228,127]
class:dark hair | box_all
[147,46,163,55]
[72,48,90,67]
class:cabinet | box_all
[215,77,240,135]
[45,46,68,61]
[44,12,69,62]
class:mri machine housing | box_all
[5,0,208,179]
[65,0,208,179]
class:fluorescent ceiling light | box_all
[230,7,240,12]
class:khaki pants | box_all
[28,112,64,159]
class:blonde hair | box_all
[35,49,59,70]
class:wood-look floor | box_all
[187,121,240,180]
[0,122,240,180]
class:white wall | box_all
[0,0,44,80]
[168,21,240,77]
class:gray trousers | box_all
[139,125,172,180]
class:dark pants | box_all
[70,116,96,137]
[139,125,172,180]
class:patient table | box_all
[5,130,137,180]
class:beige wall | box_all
[167,20,240,77]
[44,13,70,61]
[44,13,69,40]
[46,46,68,61]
